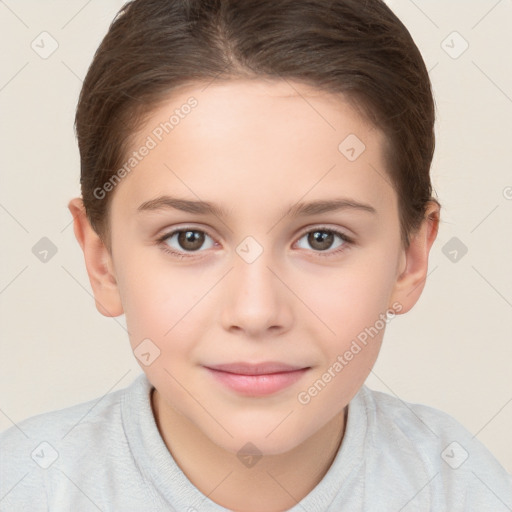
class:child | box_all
[1,0,511,510]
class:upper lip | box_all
[205,362,309,375]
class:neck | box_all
[151,388,347,512]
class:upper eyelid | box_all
[158,225,217,242]
[296,225,351,238]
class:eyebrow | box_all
[136,195,377,218]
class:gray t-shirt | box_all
[1,372,511,511]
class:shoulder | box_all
[0,377,127,447]
[0,373,146,509]
[355,385,512,510]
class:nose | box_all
[220,248,293,338]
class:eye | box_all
[157,226,352,260]
[158,228,215,258]
[295,227,352,256]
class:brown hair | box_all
[75,0,439,249]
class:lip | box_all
[204,362,310,396]
[205,361,308,375]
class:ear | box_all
[68,197,124,317]
[389,201,440,314]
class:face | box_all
[104,79,407,456]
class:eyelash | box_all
[156,226,354,260]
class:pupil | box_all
[309,231,333,251]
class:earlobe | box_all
[67,197,124,317]
[389,201,440,314]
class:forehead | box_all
[111,78,395,220]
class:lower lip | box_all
[205,367,310,396]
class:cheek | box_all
[293,257,398,415]
[297,251,399,340]
[115,250,207,348]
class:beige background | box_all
[0,0,511,473]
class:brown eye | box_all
[296,228,349,254]
[308,231,334,251]
[177,230,205,251]
[163,229,214,253]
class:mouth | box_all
[203,362,311,396]
[204,361,309,375]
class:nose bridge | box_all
[220,236,292,335]
[233,240,279,309]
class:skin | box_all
[69,78,439,512]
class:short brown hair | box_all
[75,0,439,249]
